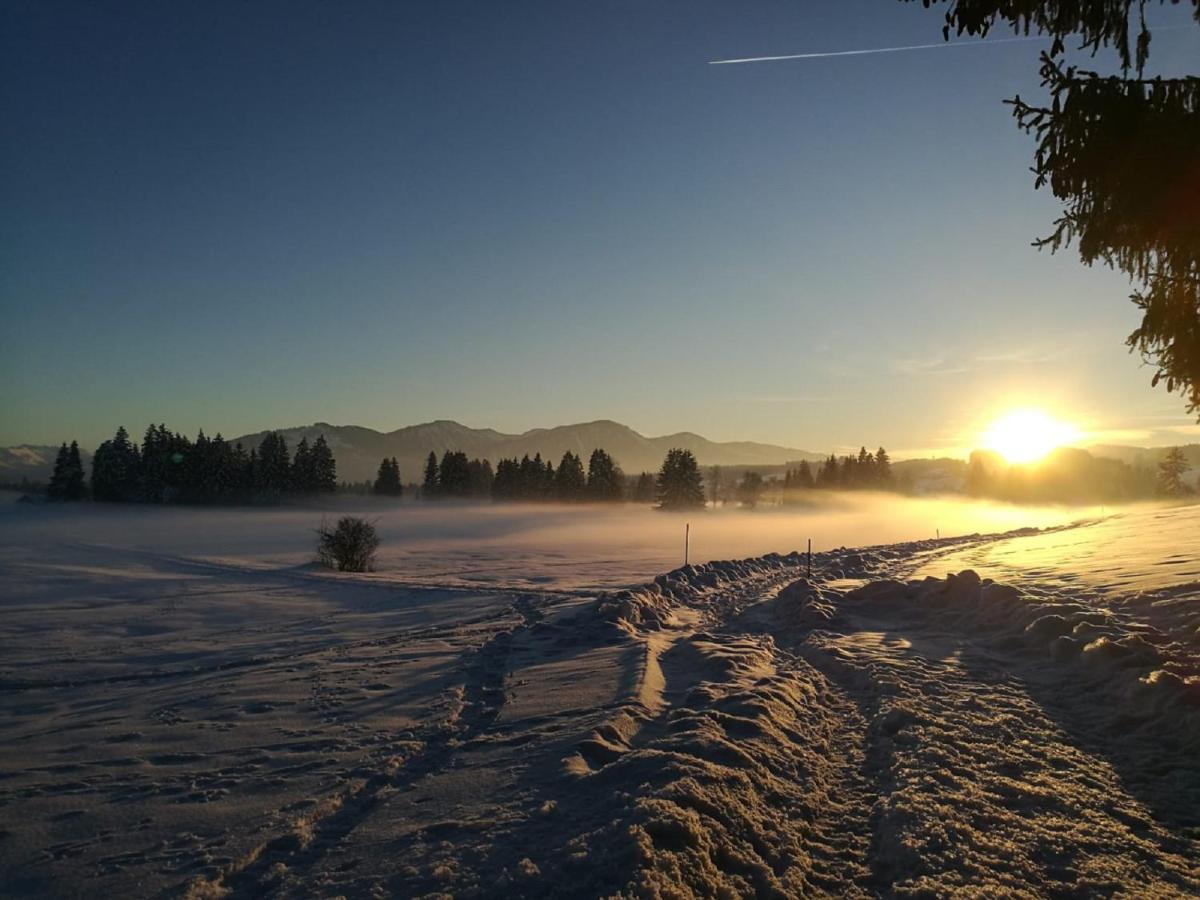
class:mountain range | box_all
[3,421,1195,488]
[0,420,824,485]
[228,420,826,483]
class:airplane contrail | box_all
[708,34,1046,65]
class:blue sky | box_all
[3,1,1198,456]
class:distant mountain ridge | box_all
[0,421,822,484]
[228,419,825,483]
[3,424,1195,488]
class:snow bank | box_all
[841,569,1200,722]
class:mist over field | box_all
[2,491,1107,591]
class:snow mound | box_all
[843,572,1200,721]
[595,553,805,632]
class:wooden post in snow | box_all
[807,538,812,577]
[685,522,690,567]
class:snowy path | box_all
[0,505,1196,897]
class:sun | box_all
[981,409,1081,464]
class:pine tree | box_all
[42,440,88,501]
[231,442,251,499]
[655,448,706,510]
[857,447,875,486]
[374,457,403,496]
[816,455,839,489]
[311,435,337,493]
[253,432,291,498]
[1157,447,1193,497]
[875,447,893,487]
[422,451,439,499]
[493,458,518,500]
[46,443,70,501]
[587,448,624,502]
[535,454,555,500]
[707,465,723,508]
[782,461,814,506]
[632,472,656,504]
[140,424,167,502]
[839,455,857,487]
[210,433,233,501]
[292,437,314,493]
[438,450,471,497]
[555,451,587,501]
[91,426,140,502]
[515,454,538,500]
[467,458,493,497]
[796,460,814,489]
[736,471,764,508]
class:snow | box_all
[0,497,1196,897]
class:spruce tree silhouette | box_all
[587,448,625,501]
[655,448,706,510]
[422,451,439,499]
[904,0,1200,415]
[555,451,587,501]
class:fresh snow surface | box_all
[0,497,1196,897]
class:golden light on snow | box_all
[981,409,1081,464]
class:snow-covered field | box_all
[0,497,1196,897]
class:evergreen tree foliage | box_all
[1157,446,1193,496]
[587,448,624,501]
[903,0,1200,416]
[736,471,764,508]
[63,441,86,500]
[707,465,724,507]
[555,451,587,501]
[782,460,815,505]
[655,448,706,510]
[422,451,440,499]
[292,437,314,493]
[438,450,472,498]
[311,435,337,493]
[632,472,656,504]
[628,472,657,508]
[91,426,140,501]
[797,460,814,488]
[875,447,894,486]
[537,454,555,499]
[816,455,839,488]
[373,457,403,496]
[466,458,494,497]
[493,458,519,500]
[839,455,857,486]
[47,443,72,501]
[254,432,291,498]
[857,447,876,485]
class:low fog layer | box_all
[1,492,1126,590]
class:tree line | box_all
[705,447,897,508]
[385,447,650,503]
[964,446,1193,503]
[46,425,337,503]
[42,429,918,511]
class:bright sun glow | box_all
[981,409,1081,464]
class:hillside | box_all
[0,421,822,485]
[231,420,824,483]
[5,427,1194,488]
[0,445,93,485]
